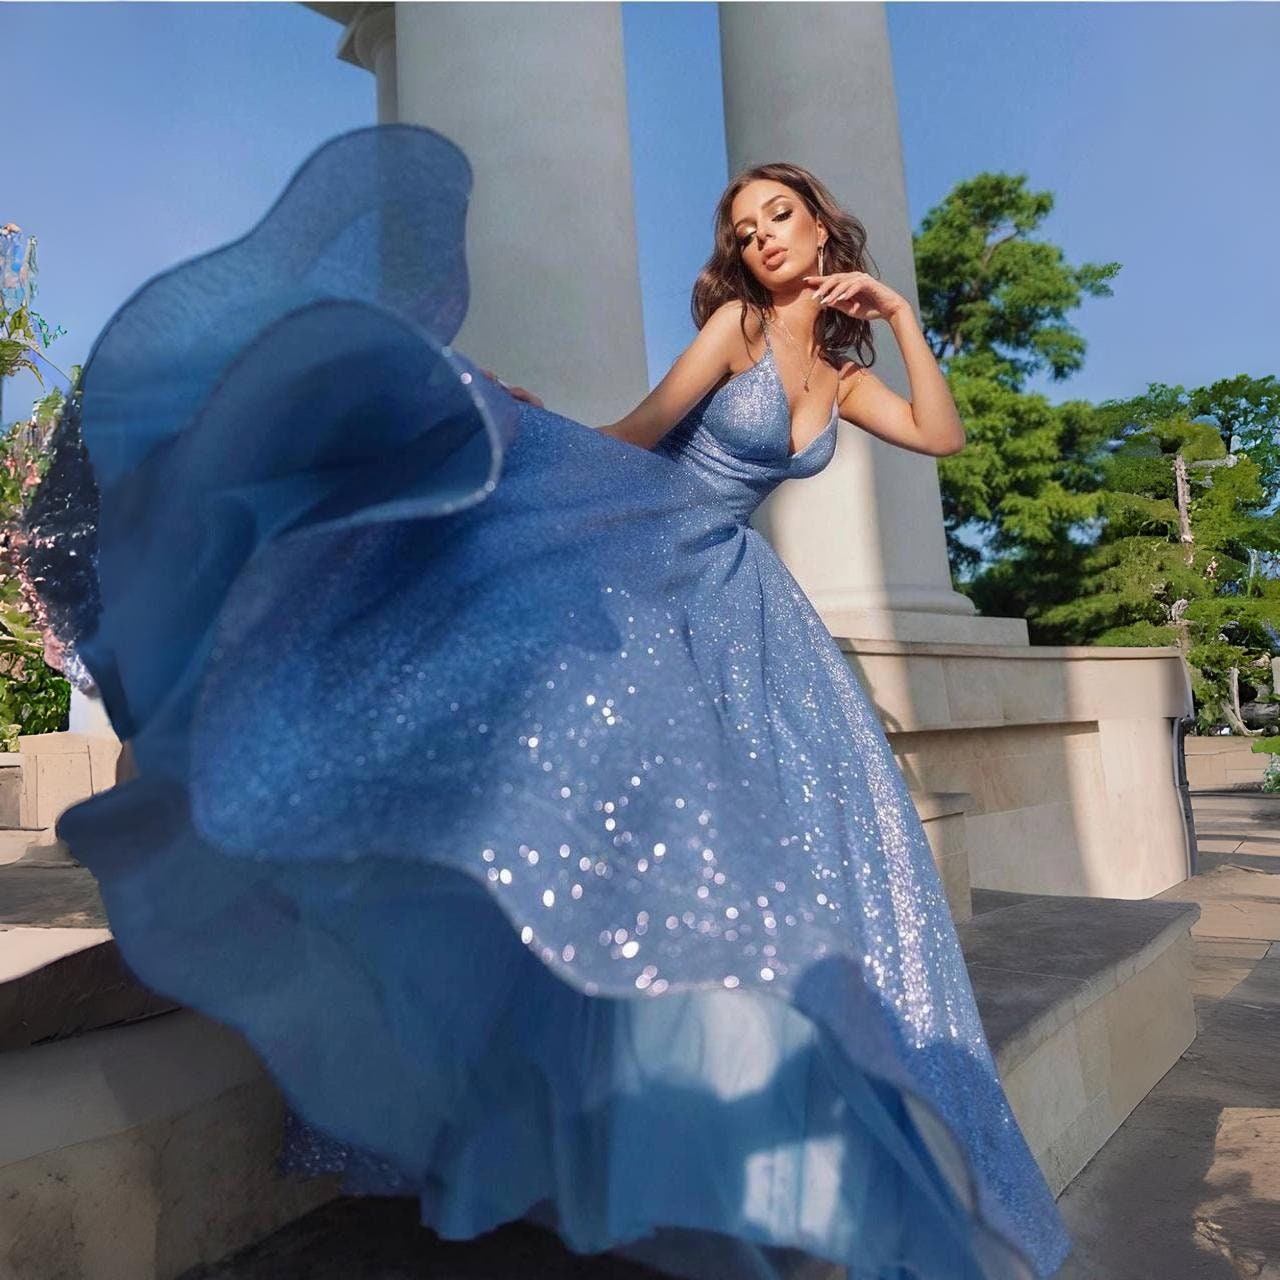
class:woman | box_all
[49,124,1070,1279]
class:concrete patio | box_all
[1056,789,1280,1279]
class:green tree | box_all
[914,174,1280,731]
[912,174,1121,575]
[1185,373,1280,502]
[915,174,1121,383]
[970,391,1280,731]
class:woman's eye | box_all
[738,209,793,249]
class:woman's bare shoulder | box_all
[837,358,876,390]
[834,357,882,416]
[706,300,764,354]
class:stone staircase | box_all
[964,888,1198,1196]
[0,781,1202,1278]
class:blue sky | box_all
[3,1,1276,421]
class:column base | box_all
[817,606,1029,647]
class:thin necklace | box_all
[766,313,821,391]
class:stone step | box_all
[0,932,175,1051]
[0,1009,336,1280]
[962,889,1200,1195]
[0,886,1200,1278]
[0,825,62,867]
[912,788,974,923]
[1188,790,1280,829]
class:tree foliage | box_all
[914,174,1280,732]
[913,174,1120,575]
[914,173,1120,385]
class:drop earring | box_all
[818,242,825,275]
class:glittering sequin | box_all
[52,123,1070,1280]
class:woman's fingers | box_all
[477,367,543,407]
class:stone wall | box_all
[1184,735,1271,791]
[839,636,1196,900]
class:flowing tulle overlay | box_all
[54,125,1070,1279]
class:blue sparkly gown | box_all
[51,125,1071,1280]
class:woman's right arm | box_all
[597,302,745,451]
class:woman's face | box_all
[730,179,824,290]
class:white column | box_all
[354,5,397,123]
[388,1,649,429]
[328,3,397,122]
[721,3,1019,644]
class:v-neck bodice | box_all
[651,329,839,526]
[721,341,839,459]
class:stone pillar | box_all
[388,1,648,429]
[720,3,1023,644]
[335,3,398,123]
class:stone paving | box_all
[1056,791,1280,1279]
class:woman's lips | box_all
[763,248,787,268]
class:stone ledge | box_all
[820,606,1029,647]
[0,826,60,866]
[0,863,106,931]
[2,1011,263,1165]
[960,890,1200,1074]
[959,890,1200,1195]
[0,732,121,830]
[835,636,1185,663]
[0,1011,336,1280]
[0,889,1201,1274]
[0,860,172,1050]
[911,789,973,821]
[912,788,974,923]
[0,935,175,1050]
[1183,735,1272,791]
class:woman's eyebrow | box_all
[733,195,790,232]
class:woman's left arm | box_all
[804,272,965,458]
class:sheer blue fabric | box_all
[55,124,1070,1279]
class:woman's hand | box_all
[802,272,909,323]
[480,368,545,409]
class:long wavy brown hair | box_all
[691,162,880,373]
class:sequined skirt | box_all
[54,124,1070,1280]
